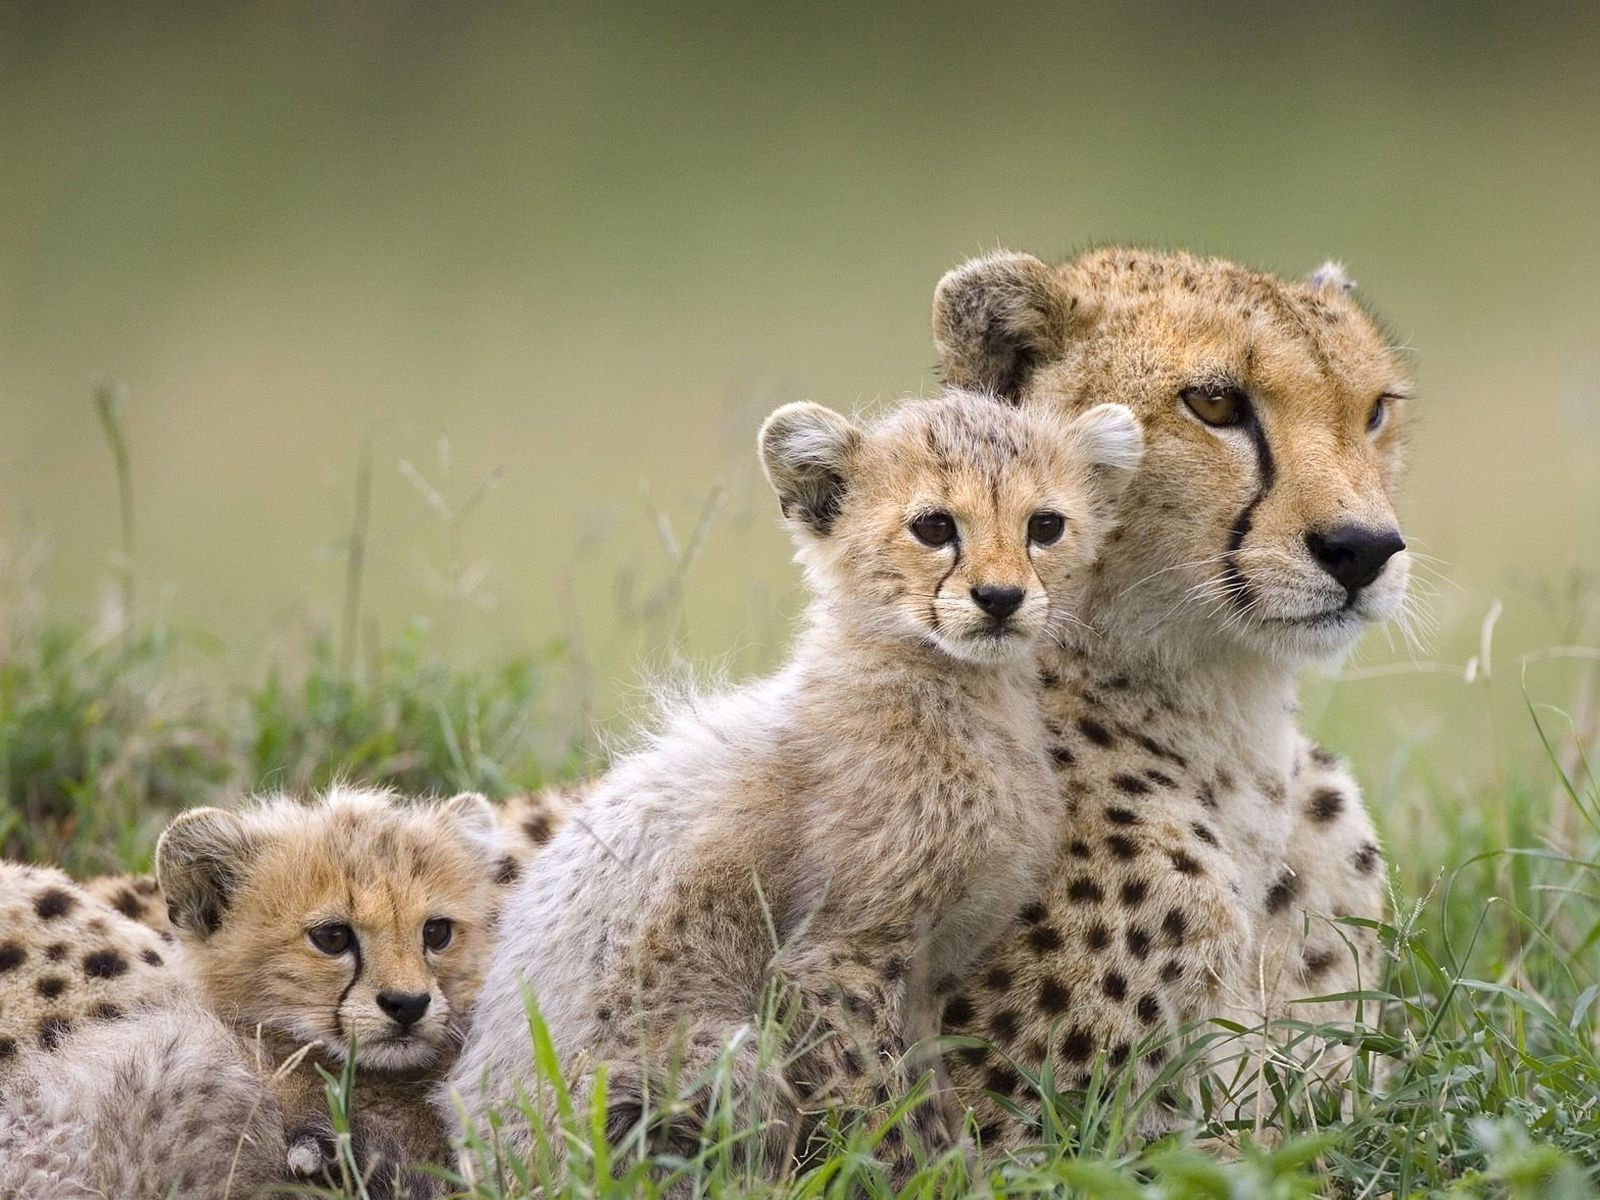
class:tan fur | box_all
[81,870,176,939]
[0,862,185,1082]
[1,788,515,1199]
[447,391,1143,1181]
[0,1001,289,1200]
[927,247,1402,1143]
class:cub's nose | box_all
[970,584,1025,620]
[376,990,432,1030]
[1304,523,1406,594]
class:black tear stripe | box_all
[333,938,364,1041]
[929,542,963,634]
[1219,415,1277,610]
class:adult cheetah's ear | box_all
[1307,260,1356,293]
[156,807,258,938]
[1067,403,1144,506]
[933,251,1073,400]
[759,402,862,537]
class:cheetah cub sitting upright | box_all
[448,391,1143,1176]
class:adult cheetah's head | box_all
[157,786,503,1072]
[933,248,1413,666]
[759,390,1142,666]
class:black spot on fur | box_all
[1106,834,1140,860]
[1028,924,1064,953]
[1160,960,1183,983]
[82,948,129,980]
[1169,850,1202,876]
[1198,783,1218,809]
[1265,870,1302,914]
[35,976,68,999]
[1019,900,1049,924]
[45,943,68,962]
[985,1063,1020,1098]
[37,1017,71,1050]
[1136,994,1161,1025]
[1308,787,1345,823]
[990,1009,1020,1040]
[1190,823,1218,846]
[0,941,24,973]
[1126,928,1152,960]
[1302,948,1339,979]
[1112,773,1150,796]
[984,966,1013,992]
[111,888,145,919]
[1135,734,1187,768]
[1067,839,1091,859]
[0,1036,14,1060]
[1086,922,1111,951]
[1161,907,1188,944]
[1102,971,1127,1001]
[1109,1041,1131,1068]
[1105,807,1139,826]
[1311,744,1340,768]
[1354,841,1382,873]
[494,856,523,886]
[1120,880,1148,907]
[943,994,974,1026]
[1077,717,1115,747]
[1144,769,1178,788]
[91,1002,123,1022]
[1060,1027,1093,1063]
[1067,879,1103,904]
[521,815,553,844]
[1051,745,1077,768]
[34,888,76,920]
[1038,668,1061,689]
[1038,978,1070,1014]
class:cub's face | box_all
[158,788,500,1072]
[935,249,1412,664]
[759,391,1142,665]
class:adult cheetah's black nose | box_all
[376,990,432,1029]
[1305,523,1406,595]
[970,584,1025,620]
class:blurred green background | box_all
[2,1,1597,808]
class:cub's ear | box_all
[1067,403,1144,503]
[758,402,862,537]
[1307,260,1356,293]
[933,251,1073,400]
[440,791,502,855]
[156,807,257,938]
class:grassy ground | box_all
[3,404,1599,1198]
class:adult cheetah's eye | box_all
[1027,511,1066,546]
[308,923,354,956]
[909,511,957,547]
[422,918,454,952]
[1180,386,1248,428]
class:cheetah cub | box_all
[448,391,1143,1176]
[1,787,508,1200]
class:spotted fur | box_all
[929,246,1399,1144]
[446,392,1143,1181]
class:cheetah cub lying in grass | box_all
[448,391,1142,1178]
[1,786,515,1200]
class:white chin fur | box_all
[352,1035,443,1071]
[932,627,1039,666]
[1227,563,1409,662]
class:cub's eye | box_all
[1027,511,1066,546]
[422,918,454,952]
[1181,386,1249,428]
[909,511,957,547]
[1367,394,1390,434]
[308,923,354,956]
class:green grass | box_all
[3,395,1599,1198]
